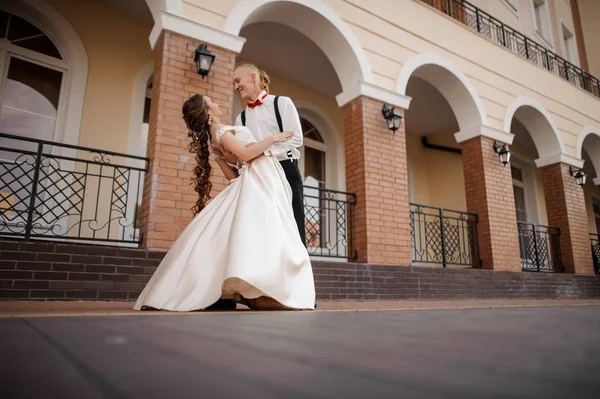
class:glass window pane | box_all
[6,13,61,59]
[303,146,325,185]
[513,185,527,222]
[143,97,151,124]
[3,57,63,116]
[0,11,9,39]
[301,118,324,143]
[511,166,523,181]
[0,57,62,157]
[0,107,56,140]
[593,200,600,215]
[7,13,42,42]
[15,35,62,59]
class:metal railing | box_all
[0,133,148,245]
[517,222,562,272]
[591,233,600,275]
[303,186,357,260]
[409,203,480,267]
[419,0,600,98]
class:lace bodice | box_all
[211,125,257,169]
[215,125,256,147]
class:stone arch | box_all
[504,96,566,160]
[396,53,488,130]
[576,125,600,182]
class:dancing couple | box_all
[134,63,315,311]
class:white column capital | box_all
[336,81,412,109]
[534,153,584,169]
[149,11,246,53]
[454,124,514,144]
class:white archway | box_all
[576,125,600,184]
[576,125,600,159]
[223,0,373,94]
[396,53,488,130]
[504,97,566,160]
[128,61,154,158]
[2,0,88,147]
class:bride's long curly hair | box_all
[182,94,212,216]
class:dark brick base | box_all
[313,262,600,300]
[1,240,599,301]
[0,240,162,301]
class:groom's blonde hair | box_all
[235,61,270,93]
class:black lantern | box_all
[381,103,402,133]
[194,43,215,79]
[493,141,511,166]
[570,166,587,187]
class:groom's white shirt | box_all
[235,90,303,161]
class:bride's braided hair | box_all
[182,94,212,216]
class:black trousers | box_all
[279,159,306,246]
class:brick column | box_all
[541,163,594,275]
[461,136,521,271]
[140,31,235,251]
[344,96,411,265]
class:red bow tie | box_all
[247,93,268,109]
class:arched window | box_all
[0,11,66,153]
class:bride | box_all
[133,94,316,311]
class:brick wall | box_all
[542,163,594,275]
[0,241,160,301]
[344,97,411,265]
[140,30,235,251]
[313,261,600,300]
[1,240,598,301]
[461,136,521,271]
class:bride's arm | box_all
[219,130,294,163]
[214,157,239,180]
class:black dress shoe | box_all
[205,299,237,310]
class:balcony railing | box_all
[0,133,148,245]
[591,233,600,275]
[419,0,600,98]
[517,222,562,272]
[303,186,357,260]
[409,203,480,267]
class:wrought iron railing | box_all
[303,186,356,260]
[517,222,562,272]
[409,203,480,267]
[419,0,600,98]
[0,133,148,245]
[591,233,600,275]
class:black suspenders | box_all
[240,95,283,132]
[240,96,292,159]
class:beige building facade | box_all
[0,0,599,276]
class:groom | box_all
[231,62,306,245]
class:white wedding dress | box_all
[133,125,315,311]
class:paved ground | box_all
[2,298,600,317]
[1,302,599,398]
